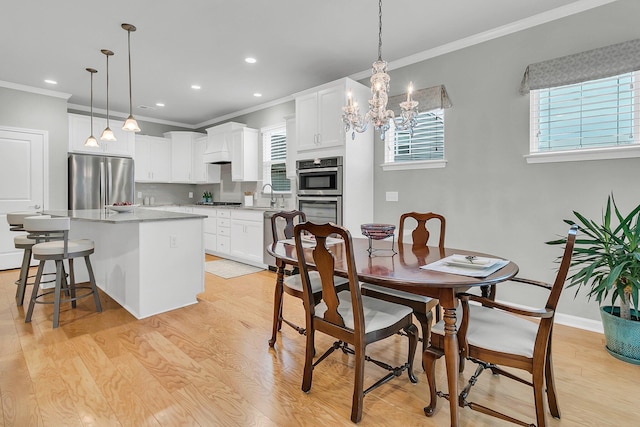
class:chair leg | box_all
[351,342,366,423]
[532,363,547,427]
[269,267,285,347]
[404,323,419,383]
[15,247,32,306]
[25,261,45,323]
[301,324,314,393]
[423,348,443,417]
[545,339,560,418]
[52,260,64,328]
[414,310,433,353]
[84,256,102,312]
[68,258,77,309]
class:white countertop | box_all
[43,208,206,224]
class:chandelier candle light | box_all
[342,0,419,140]
[84,68,99,148]
[100,49,117,141]
[121,23,140,132]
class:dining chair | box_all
[361,212,444,351]
[294,221,418,423]
[268,210,349,347]
[423,225,577,427]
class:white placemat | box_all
[420,254,510,278]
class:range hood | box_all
[204,122,246,164]
[203,146,231,164]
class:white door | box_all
[0,127,47,269]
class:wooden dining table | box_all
[267,237,519,427]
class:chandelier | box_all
[342,0,419,140]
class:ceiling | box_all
[0,0,607,128]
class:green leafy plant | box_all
[547,195,640,321]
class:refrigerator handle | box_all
[107,161,112,207]
[100,161,106,210]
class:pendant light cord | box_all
[378,0,383,61]
[127,29,133,115]
[90,72,94,135]
[106,54,110,127]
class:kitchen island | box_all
[43,208,206,319]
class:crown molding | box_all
[67,103,196,129]
[0,80,72,100]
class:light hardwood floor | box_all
[0,255,637,426]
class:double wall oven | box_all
[296,156,342,225]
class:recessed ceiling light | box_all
[191,85,201,90]
[253,93,262,97]
[44,79,57,85]
[245,57,257,64]
[156,102,165,107]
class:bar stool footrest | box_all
[31,286,97,305]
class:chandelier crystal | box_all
[342,0,419,140]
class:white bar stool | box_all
[23,216,102,328]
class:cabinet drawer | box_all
[217,236,230,254]
[217,209,231,218]
[218,226,231,237]
[217,218,230,228]
[232,209,264,222]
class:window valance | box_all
[519,38,640,95]
[388,84,452,115]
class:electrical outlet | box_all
[137,191,142,198]
[386,191,399,202]
[188,192,193,198]
[169,235,177,248]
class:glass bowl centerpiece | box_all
[361,223,397,255]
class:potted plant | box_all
[547,194,640,364]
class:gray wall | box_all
[0,86,69,209]
[369,0,640,321]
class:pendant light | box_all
[100,49,117,141]
[84,68,99,147]
[121,23,140,132]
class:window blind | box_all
[390,110,444,161]
[532,72,638,152]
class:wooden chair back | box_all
[398,212,446,248]
[271,210,306,243]
[294,221,362,337]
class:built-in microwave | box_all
[296,157,343,196]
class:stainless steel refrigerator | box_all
[68,153,135,210]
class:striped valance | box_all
[520,38,640,95]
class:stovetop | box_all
[196,202,243,206]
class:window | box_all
[531,72,640,156]
[382,109,446,170]
[262,124,290,192]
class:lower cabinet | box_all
[230,209,264,265]
[216,209,231,254]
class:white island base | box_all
[55,210,205,319]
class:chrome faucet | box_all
[262,183,276,207]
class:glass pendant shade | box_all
[84,67,99,147]
[100,49,117,141]
[122,115,141,132]
[121,23,141,133]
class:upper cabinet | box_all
[135,135,171,182]
[164,131,207,183]
[295,84,343,152]
[231,127,259,181]
[68,113,135,157]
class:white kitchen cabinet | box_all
[230,209,264,265]
[295,84,343,152]
[193,136,221,183]
[165,131,204,183]
[134,135,171,182]
[216,209,231,254]
[231,127,259,181]
[68,113,135,157]
[193,207,217,253]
